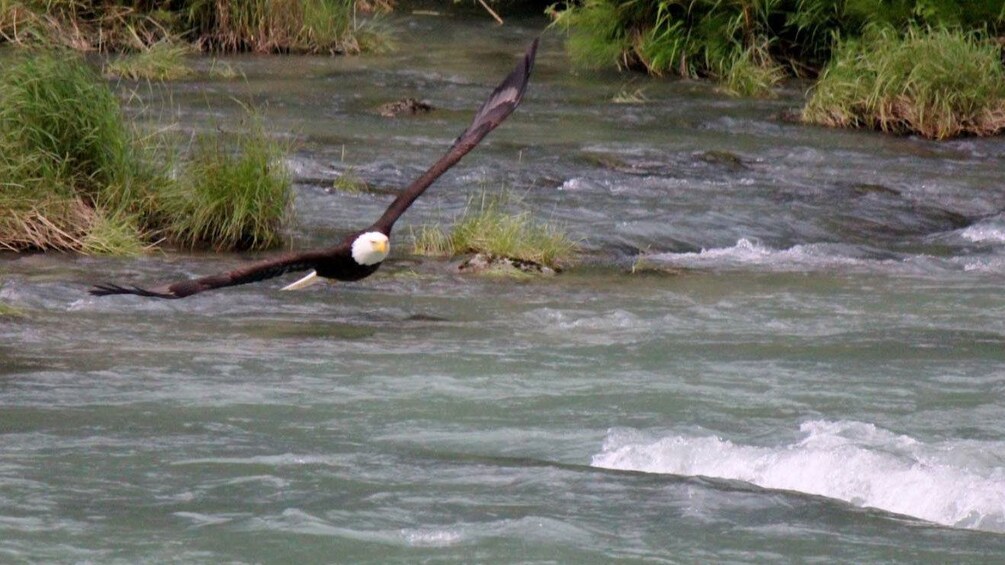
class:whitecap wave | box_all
[961,223,1005,244]
[650,238,1005,275]
[401,527,464,547]
[651,238,868,271]
[592,420,1005,532]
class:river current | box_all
[2,15,1005,563]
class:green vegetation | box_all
[0,0,389,54]
[105,42,194,81]
[163,120,292,250]
[549,0,1005,99]
[0,301,25,318]
[412,193,578,270]
[803,26,1005,139]
[0,52,151,253]
[186,0,390,54]
[0,51,291,254]
[331,167,371,193]
[207,59,241,80]
[722,44,786,98]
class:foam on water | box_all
[652,238,869,271]
[960,216,1005,244]
[653,238,1005,275]
[592,420,1005,532]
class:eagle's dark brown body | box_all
[91,39,538,300]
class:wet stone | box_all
[696,150,747,171]
[457,253,556,276]
[375,98,434,117]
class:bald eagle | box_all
[91,38,538,299]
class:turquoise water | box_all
[3,15,1005,563]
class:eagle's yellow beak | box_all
[375,239,389,254]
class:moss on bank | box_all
[803,26,1005,139]
[0,51,291,254]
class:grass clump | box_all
[548,0,795,97]
[412,193,578,270]
[803,26,1005,139]
[183,0,388,54]
[721,44,787,98]
[0,50,292,253]
[0,0,389,54]
[0,301,25,318]
[0,1,179,51]
[0,51,149,253]
[163,119,292,250]
[331,166,370,193]
[105,41,194,81]
[549,0,1005,99]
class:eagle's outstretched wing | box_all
[369,37,538,235]
[90,248,335,298]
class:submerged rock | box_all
[457,253,557,276]
[696,150,747,171]
[578,151,672,176]
[849,183,902,197]
[375,98,434,117]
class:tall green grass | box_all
[803,26,1005,139]
[180,0,389,54]
[412,193,578,270]
[0,50,292,253]
[0,51,147,253]
[1,0,390,54]
[550,0,1005,98]
[163,120,292,250]
[721,44,787,98]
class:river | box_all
[2,14,1005,563]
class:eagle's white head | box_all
[351,231,390,266]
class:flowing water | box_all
[3,15,1005,563]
